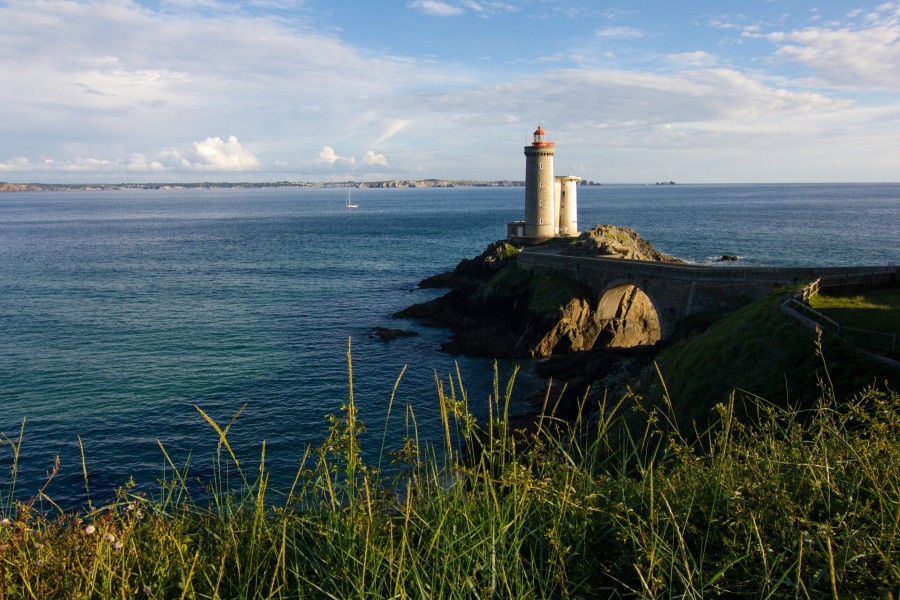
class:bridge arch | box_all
[595,283,662,348]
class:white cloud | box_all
[765,27,900,90]
[125,153,166,171]
[406,0,515,18]
[407,0,464,17]
[58,157,120,172]
[0,138,260,176]
[667,51,717,67]
[595,26,645,40]
[192,135,260,170]
[316,146,355,166]
[381,66,865,179]
[401,66,842,125]
[0,0,467,181]
[363,150,388,166]
[1,0,899,183]
[0,157,32,172]
[748,3,900,91]
[371,120,412,146]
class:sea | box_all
[1,183,898,509]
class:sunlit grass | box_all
[809,287,900,333]
[1,339,899,598]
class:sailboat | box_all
[345,189,359,209]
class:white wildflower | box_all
[84,524,96,535]
[105,533,116,543]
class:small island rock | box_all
[373,326,419,341]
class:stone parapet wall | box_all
[519,249,898,286]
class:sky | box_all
[1,0,899,183]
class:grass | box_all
[2,340,899,598]
[648,288,899,426]
[809,288,900,333]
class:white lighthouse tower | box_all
[508,125,581,240]
[523,125,556,238]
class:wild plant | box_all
[0,338,898,598]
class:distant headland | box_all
[0,179,601,193]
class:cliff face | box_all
[0,182,42,192]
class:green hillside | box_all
[645,288,898,427]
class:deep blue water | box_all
[1,184,898,508]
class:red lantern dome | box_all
[531,124,552,147]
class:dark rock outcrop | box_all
[372,327,419,341]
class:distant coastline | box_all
[0,179,602,193]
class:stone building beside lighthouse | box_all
[508,125,581,240]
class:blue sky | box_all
[1,0,899,183]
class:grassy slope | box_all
[645,288,899,427]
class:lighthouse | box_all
[523,125,556,238]
[508,125,580,240]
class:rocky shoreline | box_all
[394,225,686,415]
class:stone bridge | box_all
[517,247,899,342]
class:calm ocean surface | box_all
[1,184,898,507]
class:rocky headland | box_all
[395,225,684,411]
[397,224,681,357]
